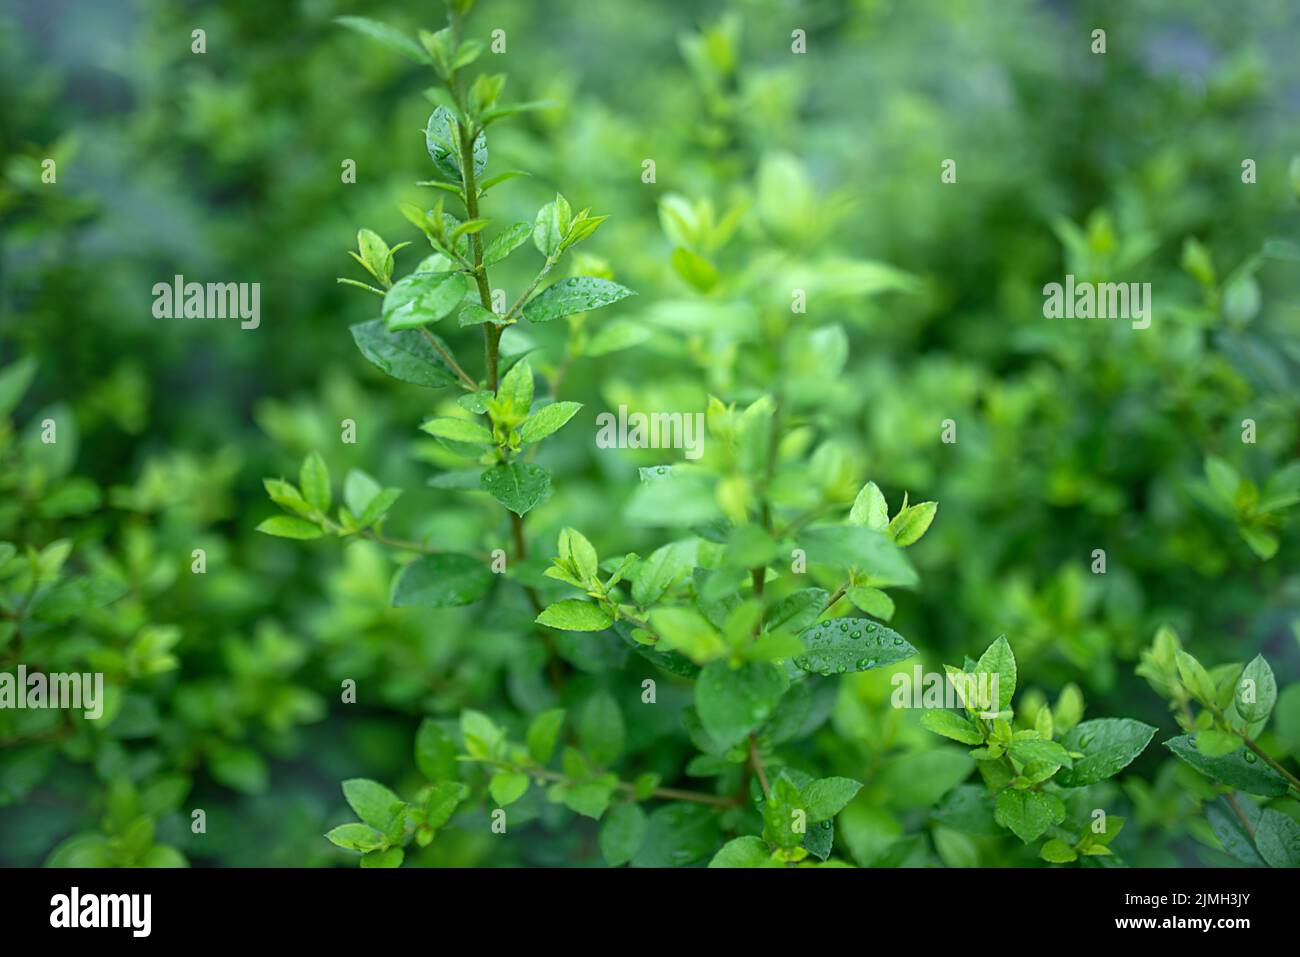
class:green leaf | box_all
[994,789,1066,844]
[383,270,467,330]
[888,501,937,546]
[522,277,636,323]
[794,617,917,676]
[599,803,647,866]
[922,709,985,745]
[1053,718,1156,787]
[484,222,532,266]
[578,692,625,764]
[424,106,486,181]
[532,194,571,257]
[1236,655,1277,725]
[0,356,37,416]
[761,773,808,850]
[458,302,505,327]
[460,710,505,760]
[1205,798,1265,866]
[425,781,470,829]
[360,847,404,868]
[709,835,772,868]
[559,527,600,583]
[1164,734,1290,796]
[256,516,322,540]
[526,709,566,764]
[763,587,829,634]
[695,661,789,749]
[1175,649,1217,706]
[648,607,729,664]
[342,779,405,831]
[419,416,494,445]
[358,488,402,528]
[1254,808,1300,868]
[843,585,891,621]
[497,355,534,413]
[801,777,863,822]
[335,16,429,63]
[479,462,550,516]
[796,525,917,587]
[489,771,530,807]
[1040,839,1078,863]
[582,319,651,357]
[561,779,616,820]
[391,553,493,608]
[300,452,331,512]
[325,823,386,853]
[350,320,460,388]
[848,481,889,530]
[632,539,698,607]
[518,402,582,444]
[535,599,613,632]
[975,636,1017,713]
[1008,738,1074,770]
[414,719,458,781]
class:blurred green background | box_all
[2,0,1298,867]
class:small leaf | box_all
[480,462,551,516]
[599,803,647,866]
[535,599,614,632]
[335,16,429,63]
[342,779,405,831]
[523,277,635,323]
[1254,808,1300,868]
[489,771,529,807]
[391,553,493,608]
[420,416,494,445]
[1053,718,1155,787]
[801,777,863,822]
[350,320,459,388]
[794,618,917,676]
[526,709,566,764]
[518,402,582,444]
[848,481,889,530]
[695,661,789,749]
[256,516,322,540]
[300,452,331,512]
[922,710,985,745]
[383,270,468,330]
[484,222,532,266]
[1164,734,1290,796]
[994,789,1065,844]
[709,835,772,868]
[975,636,1017,713]
[1236,655,1277,725]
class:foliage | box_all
[2,0,1298,867]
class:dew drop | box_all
[850,631,861,640]
[1244,751,1258,764]
[839,623,849,633]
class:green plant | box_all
[921,636,1155,863]
[259,1,953,868]
[1139,625,1300,867]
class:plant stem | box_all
[418,328,478,391]
[1235,730,1300,792]
[487,761,738,808]
[1223,793,1256,837]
